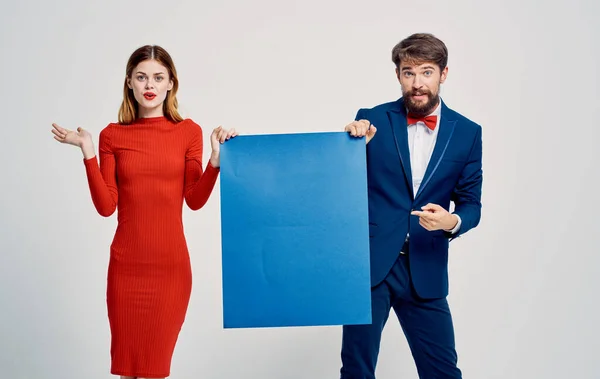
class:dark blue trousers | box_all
[340,253,462,379]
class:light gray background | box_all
[1,0,599,378]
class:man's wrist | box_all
[444,214,461,233]
[447,214,458,230]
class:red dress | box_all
[83,116,219,377]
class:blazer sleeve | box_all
[447,125,483,240]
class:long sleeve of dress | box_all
[184,122,220,210]
[83,127,118,217]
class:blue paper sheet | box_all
[219,131,371,328]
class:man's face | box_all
[396,61,448,116]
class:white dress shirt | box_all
[407,102,461,235]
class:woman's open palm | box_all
[51,123,92,148]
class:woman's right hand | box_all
[51,123,95,159]
[209,126,238,168]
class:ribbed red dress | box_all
[83,116,219,378]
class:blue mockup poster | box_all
[219,132,371,328]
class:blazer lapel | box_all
[414,101,456,200]
[387,99,414,199]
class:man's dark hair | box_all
[392,33,448,71]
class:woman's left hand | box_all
[209,126,238,168]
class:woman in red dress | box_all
[51,45,237,379]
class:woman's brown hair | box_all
[118,45,183,124]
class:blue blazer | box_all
[360,97,483,299]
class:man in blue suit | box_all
[341,33,483,378]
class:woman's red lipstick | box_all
[144,92,156,100]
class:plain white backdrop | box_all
[1,0,599,378]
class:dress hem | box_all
[111,369,170,378]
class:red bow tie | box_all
[407,114,438,131]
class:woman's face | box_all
[127,59,174,115]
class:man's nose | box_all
[413,74,423,88]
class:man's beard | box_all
[403,88,440,117]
